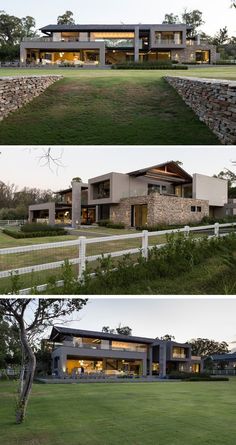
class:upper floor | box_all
[22,23,201,50]
[88,161,228,208]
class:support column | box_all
[28,210,33,223]
[95,205,99,223]
[159,343,166,378]
[149,346,153,377]
[20,46,27,66]
[142,357,147,376]
[48,203,56,225]
[99,44,106,66]
[134,26,140,62]
[72,181,82,228]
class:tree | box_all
[0,11,37,45]
[162,13,180,24]
[57,11,75,25]
[211,27,230,46]
[0,316,21,368]
[213,168,236,198]
[181,9,205,35]
[0,299,87,424]
[188,338,229,357]
[101,325,132,335]
[159,334,175,341]
[116,325,132,336]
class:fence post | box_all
[142,230,149,259]
[78,236,86,281]
[184,226,190,237]
[214,222,220,237]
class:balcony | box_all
[155,39,183,46]
[55,342,147,353]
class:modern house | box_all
[50,326,201,378]
[204,353,236,375]
[28,161,228,228]
[20,23,217,66]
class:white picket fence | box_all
[0,220,26,227]
[1,222,236,293]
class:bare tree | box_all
[0,298,87,424]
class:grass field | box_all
[1,379,236,445]
[1,67,233,145]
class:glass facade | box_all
[72,337,147,352]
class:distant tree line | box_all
[0,181,54,220]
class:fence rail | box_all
[1,222,236,286]
[0,220,26,227]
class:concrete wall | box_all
[110,193,209,227]
[165,76,236,144]
[193,174,228,207]
[20,41,106,65]
[28,202,56,225]
[0,75,62,121]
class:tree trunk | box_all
[16,323,36,424]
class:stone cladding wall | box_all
[165,75,236,144]
[0,75,62,120]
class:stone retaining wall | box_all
[0,75,63,121]
[110,193,209,227]
[165,76,236,145]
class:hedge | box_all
[112,62,188,70]
[3,228,67,239]
[21,223,66,233]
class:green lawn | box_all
[1,380,236,445]
[0,67,230,145]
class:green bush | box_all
[21,223,66,233]
[3,228,67,239]
[106,222,125,229]
[97,220,111,227]
[112,61,188,70]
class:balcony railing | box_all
[22,37,53,42]
[155,39,183,45]
[56,342,147,353]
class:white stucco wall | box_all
[193,174,228,207]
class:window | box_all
[191,206,196,212]
[172,347,187,359]
[197,206,202,212]
[92,180,110,199]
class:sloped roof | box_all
[50,326,156,344]
[128,161,192,183]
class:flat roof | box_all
[41,23,191,33]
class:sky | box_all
[1,146,236,190]
[47,297,236,350]
[1,0,236,37]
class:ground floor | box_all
[29,203,96,226]
[109,194,209,227]
[22,46,217,66]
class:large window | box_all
[92,180,110,199]
[155,31,182,45]
[91,32,135,48]
[172,347,187,359]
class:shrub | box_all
[112,61,188,70]
[106,222,125,229]
[21,223,66,233]
[3,228,67,239]
[97,220,111,227]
